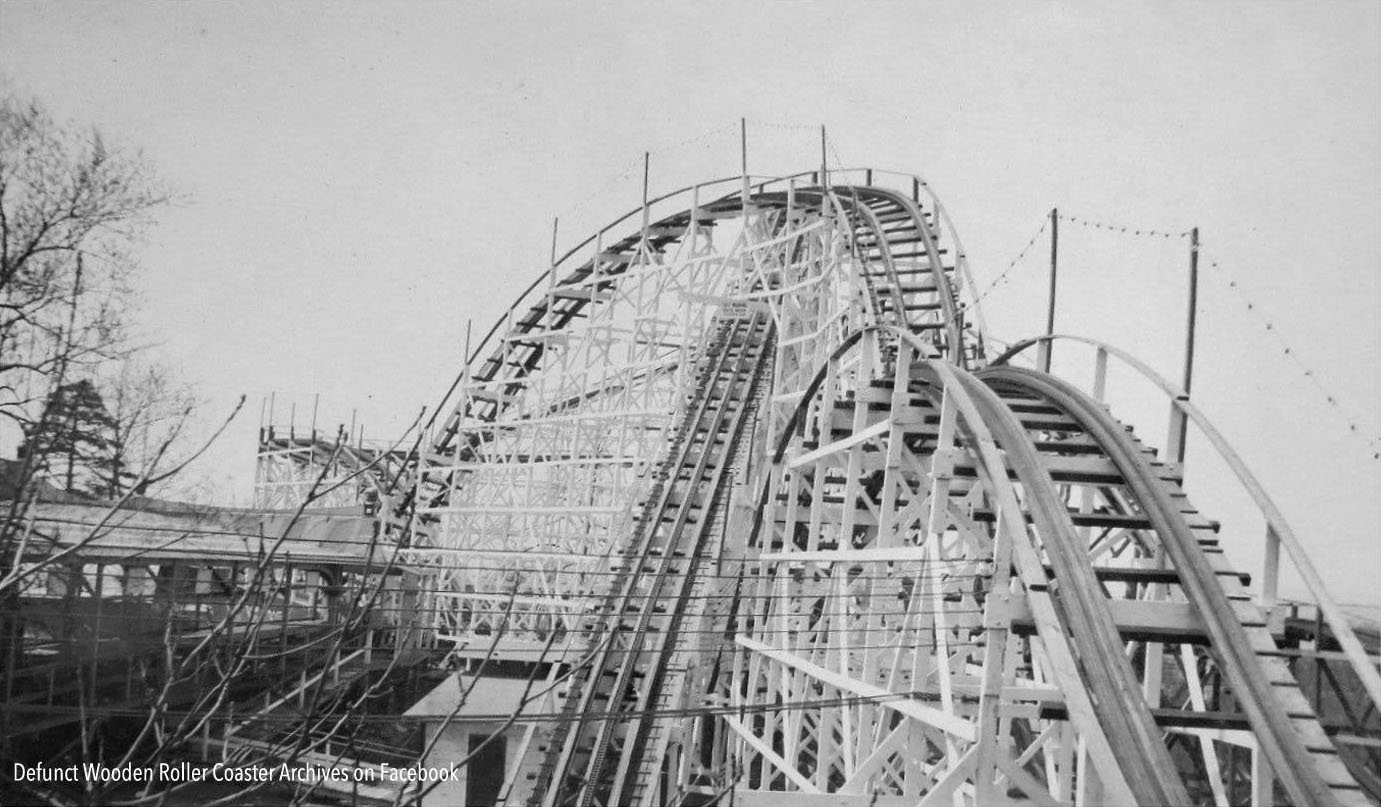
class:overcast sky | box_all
[2,1,1378,610]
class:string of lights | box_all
[1059,212,1189,240]
[1013,208,1379,460]
[966,216,1050,308]
[743,119,820,133]
[1200,249,1381,460]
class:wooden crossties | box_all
[329,169,1377,806]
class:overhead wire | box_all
[1199,248,1381,460]
[1055,208,1380,460]
[0,686,999,727]
[966,215,1050,308]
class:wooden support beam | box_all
[736,636,976,742]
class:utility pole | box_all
[1038,207,1059,373]
[1172,227,1200,466]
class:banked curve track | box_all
[383,169,1378,806]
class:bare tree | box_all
[3,85,470,807]
[1,80,174,708]
[95,360,199,498]
[0,85,166,426]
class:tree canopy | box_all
[0,85,193,500]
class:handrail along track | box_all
[373,169,1378,806]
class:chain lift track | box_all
[526,312,773,807]
[298,167,1379,806]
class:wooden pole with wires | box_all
[1173,226,1200,466]
[1038,207,1059,373]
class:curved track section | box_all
[386,170,1375,806]
[254,427,406,510]
[393,172,969,647]
[981,366,1352,806]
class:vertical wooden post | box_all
[463,320,473,381]
[1183,227,1202,396]
[549,217,560,288]
[1179,229,1200,448]
[1092,346,1108,402]
[1038,208,1058,373]
[819,126,829,192]
[280,565,291,680]
[1168,227,1200,469]
[1262,524,1281,608]
[1313,605,1325,708]
[689,183,701,246]
[594,228,605,276]
[641,151,651,242]
[90,564,104,707]
[740,117,750,208]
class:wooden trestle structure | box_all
[9,167,1378,806]
[272,167,1367,806]
[354,168,1376,806]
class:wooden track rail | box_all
[530,312,774,806]
[330,170,1379,806]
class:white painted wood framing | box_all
[256,169,1375,806]
[727,337,1130,805]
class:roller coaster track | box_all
[255,428,408,510]
[383,178,970,527]
[973,365,1356,805]
[529,312,773,806]
[349,167,1377,805]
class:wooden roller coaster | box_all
[380,165,1378,806]
[7,162,1375,807]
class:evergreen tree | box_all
[18,378,124,497]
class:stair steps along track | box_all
[618,334,775,807]
[721,313,1375,805]
[973,365,1366,806]
[401,171,975,509]
[728,327,1182,805]
[619,308,780,806]
[369,169,983,804]
[522,315,748,800]
[526,311,775,807]
[371,169,1376,804]
[990,334,1381,804]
